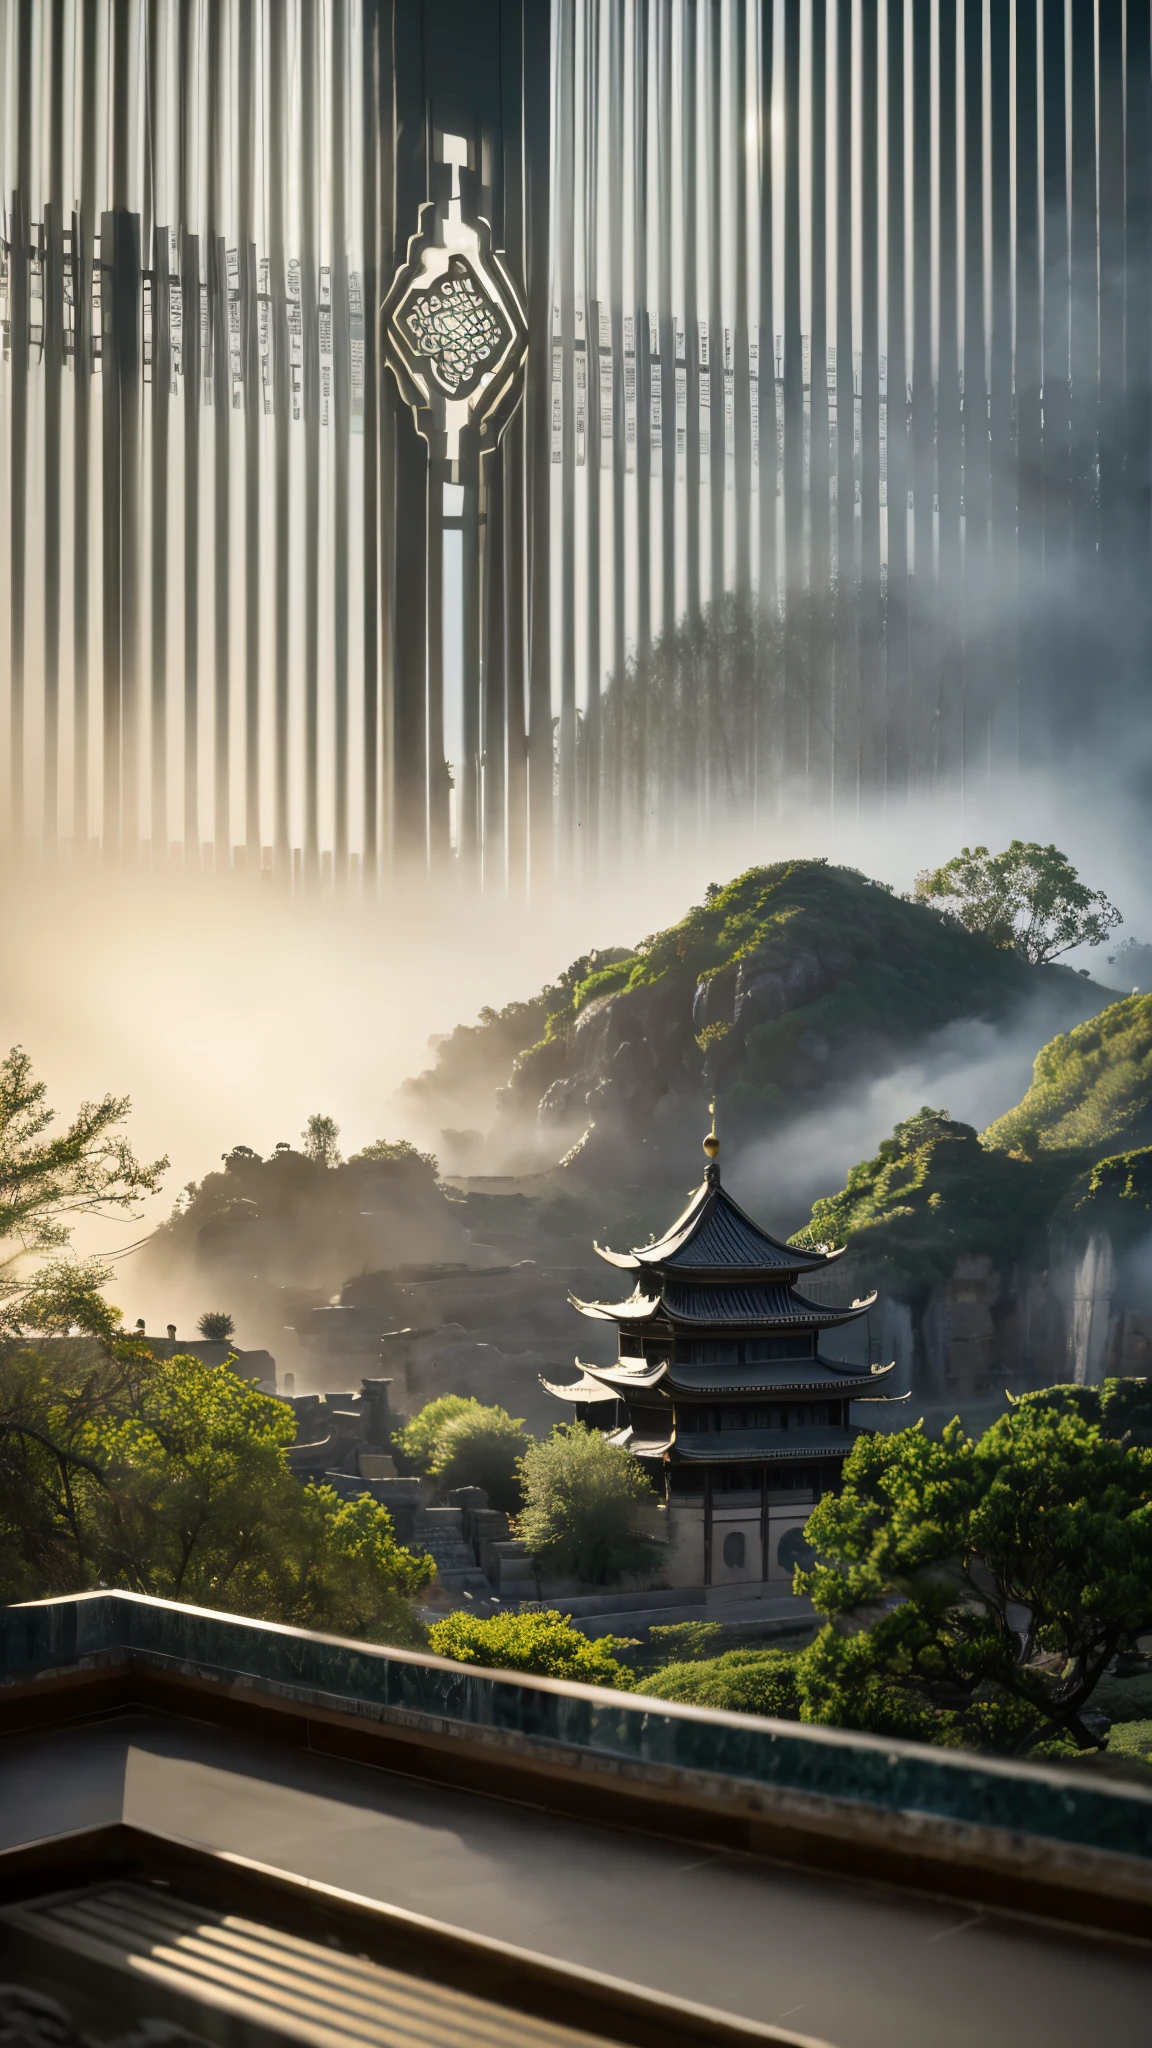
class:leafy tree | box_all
[350,1137,439,1172]
[197,1310,236,1343]
[0,1342,432,1643]
[515,1423,659,1586]
[913,841,1121,966]
[428,1403,529,1512]
[794,1397,1152,1754]
[635,1648,800,1719]
[428,1607,631,1685]
[301,1113,342,1167]
[0,1045,166,1339]
[392,1395,476,1475]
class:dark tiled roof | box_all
[667,1358,890,1395]
[660,1281,871,1328]
[674,1425,861,1463]
[632,1178,833,1274]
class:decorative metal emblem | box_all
[382,151,527,464]
[401,256,512,400]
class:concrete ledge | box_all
[5,1591,1152,1942]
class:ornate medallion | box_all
[382,170,527,461]
[401,255,512,401]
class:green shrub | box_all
[392,1395,476,1475]
[427,1608,631,1686]
[635,1648,800,1719]
[645,1621,726,1662]
[515,1423,660,1586]
[429,1403,529,1512]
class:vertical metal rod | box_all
[9,0,33,853]
[42,0,67,855]
[909,0,933,793]
[834,0,855,808]
[269,0,291,877]
[331,0,351,880]
[149,1,170,866]
[556,0,577,876]
[1040,0,1070,757]
[631,0,651,848]
[239,0,261,871]
[884,0,908,801]
[1068,0,1098,641]
[607,0,625,858]
[208,5,229,870]
[858,0,881,796]
[988,0,1014,772]
[74,0,101,855]
[936,0,961,785]
[1097,3,1124,573]
[114,6,141,863]
[583,0,602,870]
[523,0,553,896]
[1125,0,1152,588]
[782,0,804,786]
[101,202,123,863]
[808,0,829,800]
[1015,0,1041,758]
[301,0,320,882]
[963,0,990,788]
[180,0,201,867]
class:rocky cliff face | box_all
[804,997,1152,1400]
[487,861,1115,1188]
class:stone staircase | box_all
[411,1507,493,1596]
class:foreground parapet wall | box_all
[4,1590,1152,1939]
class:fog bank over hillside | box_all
[1,778,1144,1311]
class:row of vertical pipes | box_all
[548,0,1152,869]
[0,0,391,886]
[3,3,1152,887]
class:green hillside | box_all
[983,994,1152,1158]
[798,994,1152,1306]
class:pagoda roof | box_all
[674,1424,863,1463]
[595,1170,839,1280]
[666,1357,893,1396]
[569,1280,875,1330]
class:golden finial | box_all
[703,1100,720,1161]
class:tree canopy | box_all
[515,1423,659,1585]
[197,1310,236,1343]
[913,841,1121,965]
[302,1113,342,1167]
[794,1395,1152,1754]
[0,1340,432,1641]
[0,1045,167,1341]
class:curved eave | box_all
[568,1290,661,1323]
[594,1241,640,1271]
[540,1372,619,1403]
[580,1359,669,1393]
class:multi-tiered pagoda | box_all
[544,1122,903,1591]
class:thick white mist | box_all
[1,775,1144,1320]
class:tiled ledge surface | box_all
[5,1589,1152,1869]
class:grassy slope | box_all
[795,994,1152,1302]
[512,861,1100,1131]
